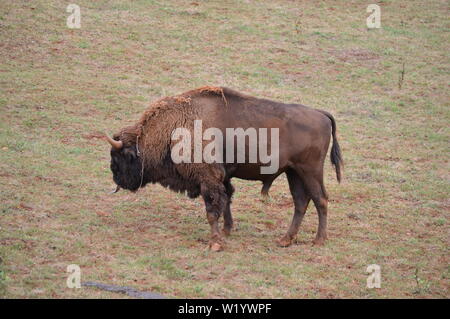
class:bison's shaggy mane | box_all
[113,86,230,188]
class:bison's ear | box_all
[104,134,123,150]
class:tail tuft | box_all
[317,110,343,183]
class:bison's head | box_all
[105,133,143,192]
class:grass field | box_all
[0,0,448,298]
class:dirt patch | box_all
[330,48,380,63]
[82,281,165,299]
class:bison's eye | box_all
[123,148,137,158]
[112,156,120,165]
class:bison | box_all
[105,86,343,251]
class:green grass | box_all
[0,0,449,298]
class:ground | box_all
[0,0,448,298]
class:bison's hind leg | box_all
[277,169,311,247]
[296,167,329,246]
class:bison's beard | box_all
[110,152,144,192]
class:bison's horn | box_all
[110,185,121,194]
[105,134,123,150]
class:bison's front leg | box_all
[201,183,228,252]
[222,180,235,237]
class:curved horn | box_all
[110,185,121,194]
[104,134,123,150]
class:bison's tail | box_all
[318,110,343,183]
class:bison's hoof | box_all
[209,242,223,252]
[312,237,326,246]
[277,237,293,247]
[222,228,232,237]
